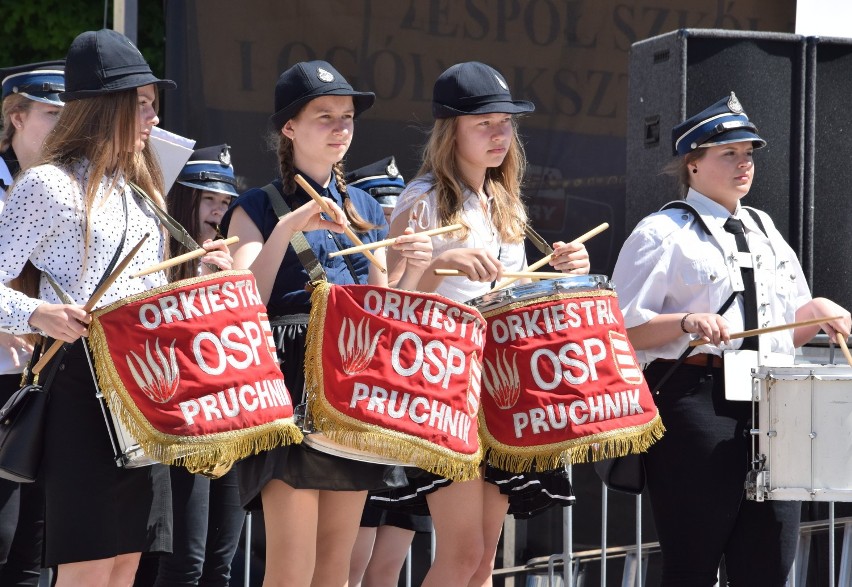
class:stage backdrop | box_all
[163,0,794,280]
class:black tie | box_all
[723,217,758,350]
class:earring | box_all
[691,168,698,174]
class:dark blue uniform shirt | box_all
[221,173,387,317]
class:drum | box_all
[468,276,663,473]
[747,364,852,502]
[95,387,157,468]
[86,270,302,474]
[303,281,487,481]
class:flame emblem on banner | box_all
[482,350,520,409]
[338,317,385,374]
[126,338,181,403]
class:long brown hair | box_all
[166,182,204,282]
[0,93,30,153]
[417,116,527,243]
[274,130,378,233]
[41,89,166,230]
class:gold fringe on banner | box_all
[87,304,302,478]
[481,412,665,473]
[304,281,482,482]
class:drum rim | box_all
[468,274,612,309]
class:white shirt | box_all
[0,160,166,335]
[0,157,27,374]
[392,174,526,303]
[612,188,811,363]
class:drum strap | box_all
[128,182,200,253]
[648,291,739,393]
[524,226,554,256]
[261,183,328,283]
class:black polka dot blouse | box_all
[0,160,166,334]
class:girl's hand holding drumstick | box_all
[490,222,609,292]
[294,174,386,273]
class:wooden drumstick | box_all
[328,224,464,258]
[132,236,240,277]
[294,174,386,273]
[488,222,609,293]
[33,233,151,374]
[835,332,852,368]
[687,315,846,347]
[434,269,573,280]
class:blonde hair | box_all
[275,131,378,233]
[0,93,31,153]
[41,89,166,242]
[417,117,527,243]
[662,149,707,198]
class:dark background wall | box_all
[162,0,796,280]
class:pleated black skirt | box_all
[42,342,172,566]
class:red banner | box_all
[88,270,301,473]
[478,287,663,472]
[304,282,486,481]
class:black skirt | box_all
[369,465,574,520]
[42,342,172,567]
[237,320,407,511]
[360,501,432,533]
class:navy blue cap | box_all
[345,156,404,208]
[270,60,374,130]
[60,29,175,101]
[1,60,65,106]
[176,144,238,198]
[432,62,534,119]
[672,92,766,156]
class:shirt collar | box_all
[291,169,342,205]
[685,188,729,222]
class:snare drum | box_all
[95,389,158,468]
[469,276,663,472]
[747,364,852,502]
[468,274,612,313]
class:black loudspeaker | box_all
[626,29,806,255]
[806,36,852,308]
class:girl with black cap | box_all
[382,61,589,587]
[136,145,243,586]
[223,60,433,586]
[612,92,850,584]
[0,59,64,587]
[0,29,231,587]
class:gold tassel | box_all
[481,412,665,473]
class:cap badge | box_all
[495,74,508,91]
[218,147,231,166]
[317,67,334,83]
[386,159,399,178]
[727,92,744,114]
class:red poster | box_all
[305,282,486,481]
[478,287,663,472]
[88,270,301,473]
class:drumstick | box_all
[33,233,151,374]
[328,224,464,258]
[688,315,846,347]
[434,269,574,280]
[488,222,609,293]
[132,236,240,277]
[294,174,386,273]
[835,332,852,368]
